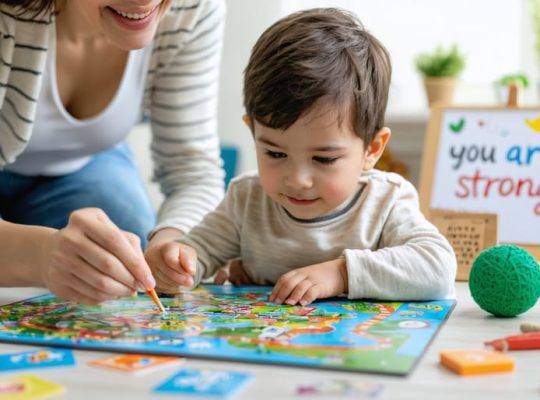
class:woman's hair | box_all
[0,0,55,16]
[243,8,392,145]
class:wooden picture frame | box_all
[418,105,540,261]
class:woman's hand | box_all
[145,228,197,293]
[41,208,156,304]
[269,258,348,306]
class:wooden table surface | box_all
[0,282,538,399]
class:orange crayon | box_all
[145,288,166,314]
[485,332,540,351]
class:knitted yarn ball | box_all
[469,244,540,317]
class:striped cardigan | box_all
[0,0,226,234]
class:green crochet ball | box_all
[469,245,540,317]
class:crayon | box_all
[484,332,540,351]
[146,289,166,314]
[520,322,540,333]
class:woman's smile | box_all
[106,3,161,30]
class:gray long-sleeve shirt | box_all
[180,169,457,300]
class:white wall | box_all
[217,0,528,175]
[217,1,288,174]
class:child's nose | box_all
[285,166,312,189]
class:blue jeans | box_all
[0,143,156,248]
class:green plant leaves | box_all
[415,45,465,77]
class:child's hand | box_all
[269,258,348,306]
[145,229,197,293]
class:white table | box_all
[0,283,538,399]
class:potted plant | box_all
[494,73,529,106]
[415,44,466,106]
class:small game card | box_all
[88,354,181,374]
[296,379,384,398]
[153,368,253,398]
[0,349,75,372]
[0,374,64,399]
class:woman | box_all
[0,0,225,303]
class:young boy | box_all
[150,8,457,305]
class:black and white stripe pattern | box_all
[0,0,226,233]
[145,0,225,234]
[0,5,51,163]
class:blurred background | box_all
[131,0,535,208]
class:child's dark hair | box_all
[243,8,391,145]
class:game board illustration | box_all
[0,285,455,375]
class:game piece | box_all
[440,349,514,375]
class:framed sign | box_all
[419,106,540,260]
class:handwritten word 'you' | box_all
[450,144,540,170]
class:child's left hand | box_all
[269,258,348,306]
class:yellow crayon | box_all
[520,322,540,333]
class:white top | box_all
[181,169,457,300]
[6,27,151,176]
[0,0,226,233]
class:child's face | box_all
[251,103,389,220]
[59,0,173,50]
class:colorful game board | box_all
[0,285,455,375]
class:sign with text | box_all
[419,107,540,259]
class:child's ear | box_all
[242,115,253,131]
[363,127,391,170]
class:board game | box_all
[0,285,455,375]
